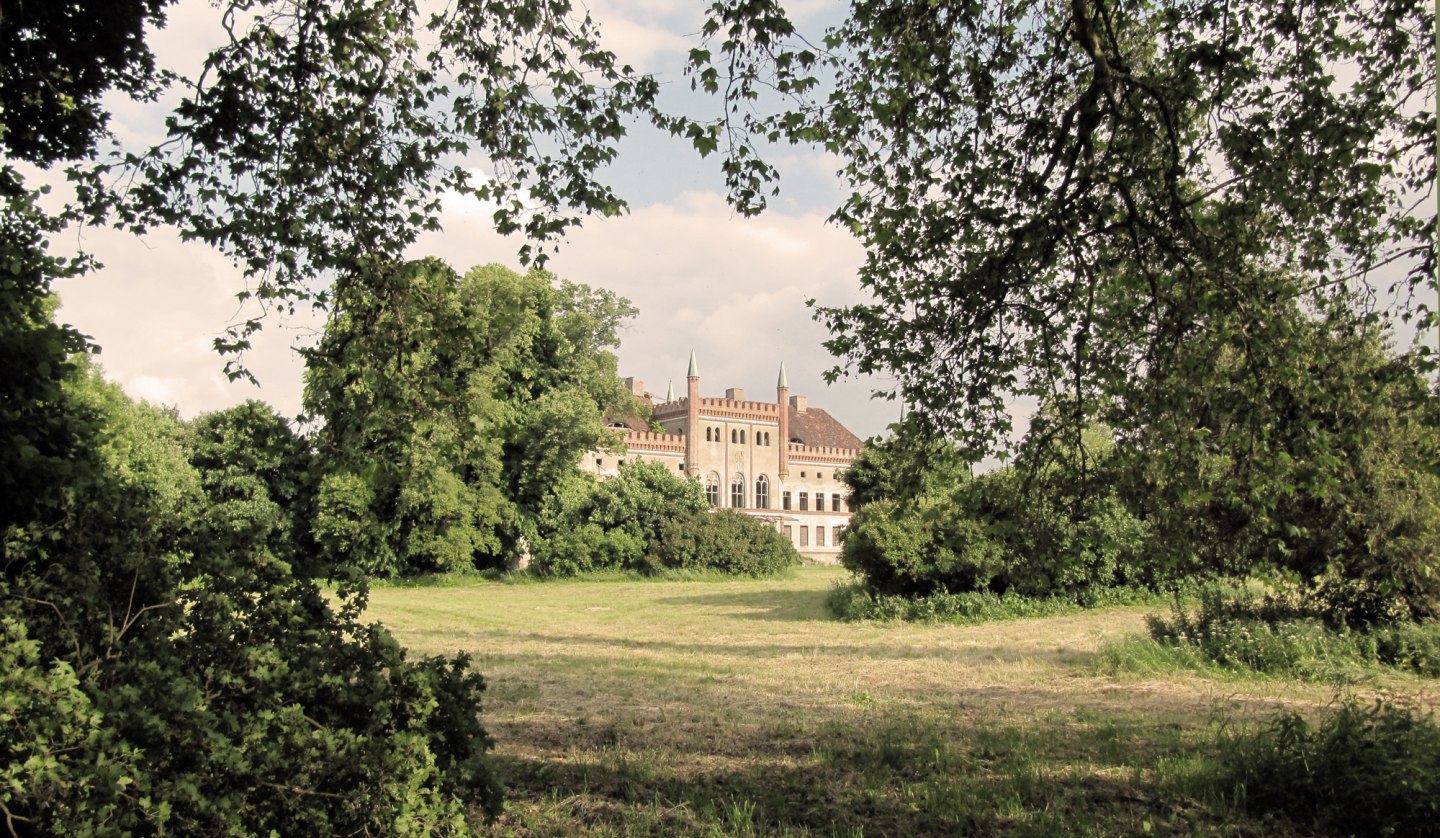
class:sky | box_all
[53,0,904,440]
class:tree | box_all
[188,400,318,574]
[52,0,660,374]
[678,0,1434,458]
[3,3,516,828]
[304,259,636,576]
[4,362,502,832]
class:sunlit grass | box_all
[364,566,1440,835]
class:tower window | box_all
[755,475,770,509]
[705,472,720,507]
[731,473,745,508]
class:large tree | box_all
[677,0,1434,457]
[304,259,636,576]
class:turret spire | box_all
[665,379,675,402]
[687,349,699,378]
[777,362,788,389]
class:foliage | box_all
[1135,586,1440,678]
[1124,310,1440,623]
[842,419,971,510]
[840,424,1153,599]
[647,510,801,577]
[531,462,798,578]
[188,400,318,574]
[1212,700,1440,836]
[3,37,501,830]
[3,363,502,832]
[67,0,660,371]
[530,461,710,576]
[305,259,634,576]
[828,581,1168,624]
[0,0,172,164]
[678,0,1433,459]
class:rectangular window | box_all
[832,494,842,512]
[783,525,793,543]
[799,492,809,511]
[816,527,826,547]
[800,526,810,547]
[782,491,792,511]
[834,525,844,544]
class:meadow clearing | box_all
[366,566,1440,836]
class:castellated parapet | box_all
[584,354,864,563]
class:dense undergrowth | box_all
[826,580,1177,624]
[1198,699,1440,836]
[1100,586,1440,681]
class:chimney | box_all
[725,387,745,401]
[790,395,808,413]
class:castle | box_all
[584,352,864,562]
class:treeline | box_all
[840,307,1440,629]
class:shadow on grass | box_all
[653,589,836,622]
[482,709,1265,837]
[409,625,1102,668]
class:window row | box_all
[704,472,775,509]
[702,427,773,446]
[780,491,846,513]
[781,525,845,548]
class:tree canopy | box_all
[304,259,636,576]
[678,0,1435,458]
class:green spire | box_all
[665,379,675,401]
[687,349,698,378]
[777,362,788,389]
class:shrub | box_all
[3,366,501,832]
[647,510,801,577]
[530,523,645,576]
[828,581,1167,623]
[839,465,1152,600]
[1142,586,1440,678]
[1213,699,1440,836]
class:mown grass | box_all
[364,566,1440,835]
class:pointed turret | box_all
[776,361,790,479]
[685,351,700,477]
[665,379,676,402]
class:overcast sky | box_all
[52,0,903,440]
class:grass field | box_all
[365,566,1440,836]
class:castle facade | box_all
[584,353,863,562]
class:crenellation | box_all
[584,353,862,563]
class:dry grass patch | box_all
[365,567,1437,835]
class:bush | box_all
[839,465,1153,600]
[530,523,645,576]
[828,581,1167,623]
[647,510,801,577]
[1142,586,1440,678]
[2,366,501,833]
[1213,699,1440,836]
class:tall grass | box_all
[1101,586,1440,681]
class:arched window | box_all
[731,428,738,443]
[755,474,770,509]
[740,429,746,444]
[704,472,720,507]
[705,427,712,442]
[730,473,745,508]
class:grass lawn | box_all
[365,566,1440,836]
